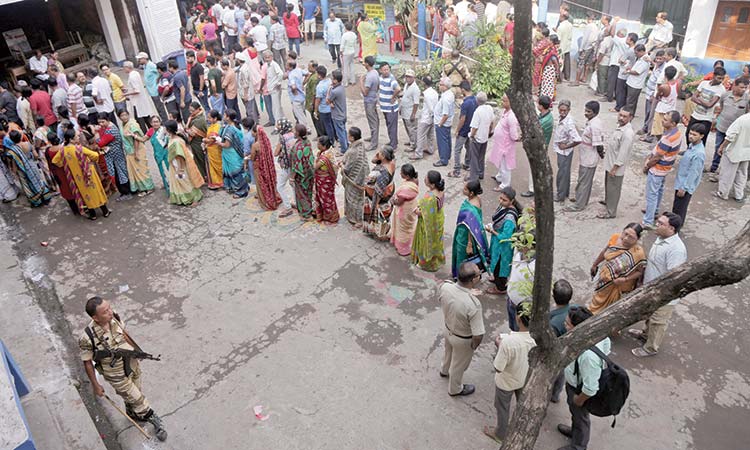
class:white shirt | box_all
[650,20,673,44]
[340,31,358,55]
[626,56,650,89]
[553,114,581,156]
[127,71,156,118]
[400,81,421,119]
[469,104,494,144]
[250,25,268,51]
[644,233,686,305]
[508,252,535,306]
[419,87,439,124]
[266,60,284,91]
[494,331,536,391]
[691,80,726,122]
[657,59,687,83]
[91,75,114,113]
[609,35,627,67]
[29,55,49,80]
[223,8,238,36]
[433,89,455,126]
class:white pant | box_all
[292,100,307,126]
[342,53,357,85]
[270,88,283,125]
[276,166,291,208]
[494,156,512,187]
[717,154,749,201]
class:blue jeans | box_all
[643,173,666,225]
[333,118,348,152]
[288,37,301,55]
[193,90,209,111]
[209,93,224,115]
[319,112,335,142]
[711,131,725,172]
[435,125,452,164]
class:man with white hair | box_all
[263,50,284,125]
[433,77,455,167]
[137,52,168,121]
[123,61,156,131]
[467,92,494,181]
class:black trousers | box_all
[565,383,591,449]
[86,204,110,218]
[615,78,627,111]
[113,165,132,196]
[625,86,641,115]
[562,52,571,80]
[493,259,508,291]
[328,44,341,68]
[672,191,692,225]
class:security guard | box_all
[442,50,472,101]
[439,261,485,396]
[79,296,167,441]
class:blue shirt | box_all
[458,95,477,137]
[242,131,255,156]
[674,142,706,194]
[316,78,332,113]
[302,0,318,20]
[143,61,159,97]
[172,70,192,103]
[378,75,399,113]
[288,68,306,103]
[235,9,246,34]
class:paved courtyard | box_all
[1,45,749,449]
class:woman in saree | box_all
[485,186,521,295]
[340,127,368,227]
[217,109,249,198]
[451,180,488,280]
[202,109,224,189]
[290,124,316,220]
[164,119,204,206]
[2,130,53,207]
[390,163,419,256]
[313,136,340,224]
[363,145,396,239]
[430,6,444,55]
[533,29,559,99]
[78,114,117,197]
[248,122,281,210]
[442,7,459,53]
[146,116,170,195]
[411,170,445,271]
[46,134,79,215]
[357,15,379,60]
[588,223,647,314]
[52,129,110,220]
[186,102,209,181]
[118,110,155,196]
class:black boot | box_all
[148,413,168,441]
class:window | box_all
[721,7,733,23]
[739,7,749,24]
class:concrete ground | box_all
[1,41,748,450]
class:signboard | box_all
[364,3,385,21]
[3,28,31,60]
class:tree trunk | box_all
[499,1,750,449]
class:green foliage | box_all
[471,42,512,100]
[467,19,502,44]
[509,207,537,260]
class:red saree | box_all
[314,149,339,223]
[251,127,282,210]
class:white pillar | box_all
[94,0,126,61]
[682,0,719,58]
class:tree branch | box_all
[506,0,556,352]
[558,220,750,360]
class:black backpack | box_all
[575,346,630,427]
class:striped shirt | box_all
[378,75,400,113]
[649,126,682,176]
[67,83,85,116]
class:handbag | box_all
[364,208,391,241]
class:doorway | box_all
[707,1,750,60]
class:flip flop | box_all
[483,426,503,444]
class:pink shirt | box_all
[203,23,218,40]
[283,13,301,39]
[489,108,520,169]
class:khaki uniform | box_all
[439,281,485,395]
[442,59,471,102]
[79,316,151,417]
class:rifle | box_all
[107,348,162,377]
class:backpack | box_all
[574,346,630,427]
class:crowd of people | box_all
[1,0,748,448]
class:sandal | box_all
[102,210,112,218]
[279,209,295,218]
[87,215,97,221]
[482,426,503,444]
[493,185,504,192]
[447,171,461,178]
[485,286,507,295]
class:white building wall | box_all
[683,0,750,59]
[94,0,126,61]
[136,0,182,61]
